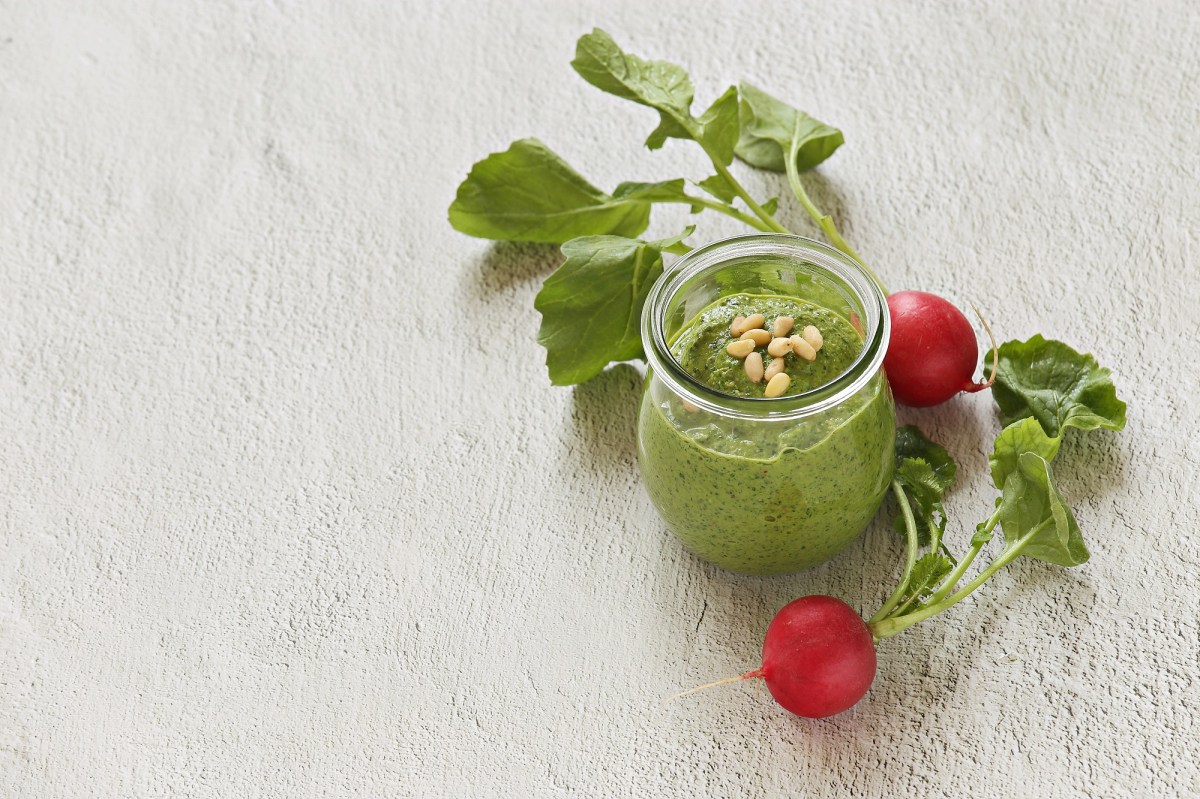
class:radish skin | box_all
[884,291,995,407]
[760,595,877,718]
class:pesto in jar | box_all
[637,292,895,574]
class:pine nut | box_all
[739,328,771,346]
[742,313,765,333]
[764,372,791,398]
[681,399,700,413]
[773,316,794,337]
[767,337,792,357]
[790,335,817,361]
[729,316,747,337]
[765,356,787,380]
[726,339,756,358]
[802,325,824,352]
[744,351,764,383]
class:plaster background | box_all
[1,1,1197,796]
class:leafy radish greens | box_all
[992,334,1127,437]
[988,416,1062,489]
[450,29,847,383]
[869,341,1124,638]
[447,138,651,244]
[534,228,693,385]
[735,82,845,174]
[892,425,956,548]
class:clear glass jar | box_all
[637,234,895,575]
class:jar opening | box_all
[640,234,890,421]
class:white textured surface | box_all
[2,1,1198,796]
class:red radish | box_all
[883,291,997,407]
[757,595,876,717]
[674,595,877,719]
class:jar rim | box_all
[640,233,890,421]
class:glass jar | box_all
[637,234,895,575]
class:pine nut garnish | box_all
[729,316,747,337]
[765,356,787,380]
[744,351,764,383]
[739,328,771,346]
[681,399,700,413]
[767,337,792,357]
[741,313,765,333]
[790,335,817,361]
[764,372,791,397]
[802,325,824,352]
[726,339,756,358]
[773,316,794,337]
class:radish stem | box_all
[661,194,775,232]
[922,508,1001,606]
[868,481,920,626]
[785,120,888,293]
[685,118,791,235]
[870,528,1039,639]
[925,541,983,607]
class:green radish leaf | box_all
[571,32,738,168]
[895,425,957,492]
[572,29,694,112]
[647,86,740,160]
[761,197,780,216]
[534,229,691,385]
[972,500,1002,546]
[696,174,737,203]
[989,416,1062,489]
[891,427,957,548]
[694,86,741,165]
[572,29,695,150]
[735,83,844,173]
[614,180,705,214]
[449,138,650,243]
[613,179,690,202]
[896,459,949,508]
[990,335,1127,439]
[998,453,1089,567]
[645,115,691,150]
[651,225,696,256]
[893,458,949,547]
[906,553,954,601]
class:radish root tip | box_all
[664,669,764,704]
[964,302,998,393]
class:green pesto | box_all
[638,293,896,575]
[671,294,862,397]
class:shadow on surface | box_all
[1052,427,1129,497]
[773,171,853,239]
[883,557,1099,696]
[567,363,644,477]
[462,240,561,305]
